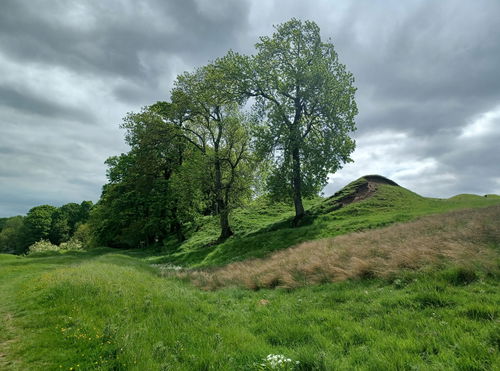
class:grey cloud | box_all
[0,183,97,216]
[245,0,500,139]
[0,108,124,217]
[1,0,500,216]
[333,0,500,136]
[0,0,251,86]
[0,85,94,122]
[0,136,107,216]
[315,1,500,199]
[0,2,199,217]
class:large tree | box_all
[223,19,357,224]
[0,216,24,254]
[156,62,253,240]
[90,107,199,248]
[50,202,93,245]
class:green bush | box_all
[59,239,83,251]
[72,223,93,247]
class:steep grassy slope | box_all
[150,176,500,268]
[1,248,499,370]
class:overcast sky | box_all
[1,0,499,216]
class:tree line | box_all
[0,202,92,254]
[1,19,358,252]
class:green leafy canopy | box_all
[219,19,357,203]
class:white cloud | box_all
[325,131,457,198]
[460,104,500,138]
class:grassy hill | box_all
[146,175,500,268]
[1,175,499,370]
[183,205,500,290]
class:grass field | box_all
[1,249,499,370]
[1,177,499,370]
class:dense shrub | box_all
[0,216,24,254]
[27,240,60,254]
[59,239,84,251]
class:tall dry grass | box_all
[179,205,500,290]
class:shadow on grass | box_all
[164,215,329,268]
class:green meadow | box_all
[1,250,499,370]
[1,178,500,370]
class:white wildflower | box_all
[258,354,299,370]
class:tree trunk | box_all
[219,207,233,240]
[291,145,305,226]
[214,158,233,240]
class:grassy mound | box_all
[150,175,500,268]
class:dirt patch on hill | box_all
[319,175,399,212]
[337,175,398,205]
